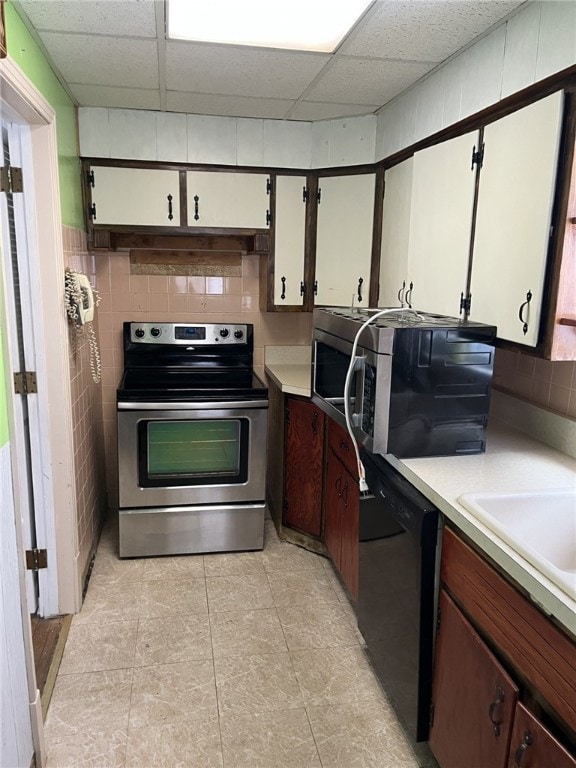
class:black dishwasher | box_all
[358,448,441,743]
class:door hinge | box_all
[266,177,272,195]
[26,548,48,571]
[285,406,291,423]
[0,165,23,193]
[460,292,472,315]
[317,188,322,204]
[436,606,441,631]
[302,186,308,203]
[87,169,95,187]
[14,371,37,395]
[283,498,288,513]
[471,143,484,170]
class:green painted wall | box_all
[5,3,84,229]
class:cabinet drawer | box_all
[328,418,358,478]
[442,528,576,733]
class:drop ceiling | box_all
[14,0,527,121]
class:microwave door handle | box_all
[349,355,364,427]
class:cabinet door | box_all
[338,467,359,600]
[315,174,375,307]
[324,449,344,566]
[507,702,576,768]
[186,171,270,228]
[379,157,413,308]
[90,166,181,226]
[283,398,324,537]
[273,176,307,306]
[430,590,519,768]
[470,91,564,346]
[407,131,478,317]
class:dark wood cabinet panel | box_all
[324,449,344,565]
[430,590,519,768]
[283,398,324,537]
[327,418,359,479]
[324,445,359,600]
[507,703,576,768]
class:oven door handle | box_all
[117,400,269,410]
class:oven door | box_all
[117,401,268,509]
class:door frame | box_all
[1,56,81,617]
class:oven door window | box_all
[138,418,249,487]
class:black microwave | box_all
[311,307,497,458]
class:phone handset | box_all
[64,268,101,383]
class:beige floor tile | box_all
[129,660,218,729]
[89,552,145,585]
[139,577,208,619]
[264,518,280,546]
[206,572,274,613]
[135,614,212,666]
[142,554,205,580]
[277,601,360,651]
[214,652,303,716]
[45,668,132,743]
[46,727,128,768]
[267,569,341,608]
[291,647,384,707]
[73,581,142,625]
[125,720,223,768]
[59,619,138,674]
[204,550,265,577]
[307,700,420,768]
[210,608,287,658]
[220,708,321,768]
[261,540,326,573]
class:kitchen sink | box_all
[458,489,576,601]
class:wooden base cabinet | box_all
[429,590,519,768]
[283,397,324,537]
[508,703,576,768]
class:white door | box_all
[469,92,564,345]
[379,157,413,307]
[407,131,479,317]
[315,174,375,307]
[273,175,307,306]
[186,171,270,228]
[90,166,181,226]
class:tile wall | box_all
[93,250,313,506]
[493,348,576,419]
[63,227,108,580]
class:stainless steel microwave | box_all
[311,307,497,458]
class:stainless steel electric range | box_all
[116,322,268,558]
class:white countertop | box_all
[265,357,576,636]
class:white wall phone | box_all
[64,268,101,382]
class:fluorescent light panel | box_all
[167,0,373,53]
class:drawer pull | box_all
[513,731,534,767]
[488,686,505,737]
[339,440,349,452]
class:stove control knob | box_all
[150,327,161,338]
[234,330,244,339]
[219,328,230,338]
[134,328,145,339]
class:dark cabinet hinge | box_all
[285,406,290,423]
[1,165,23,193]
[317,188,322,204]
[436,607,441,631]
[26,548,48,571]
[86,169,95,187]
[89,203,97,220]
[471,143,484,170]
[302,186,308,203]
[266,209,271,226]
[282,498,288,513]
[460,292,472,314]
[14,371,37,395]
[266,178,272,195]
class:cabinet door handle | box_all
[193,195,200,221]
[167,194,173,221]
[339,440,349,452]
[280,276,286,301]
[405,281,413,308]
[357,277,363,303]
[518,290,532,335]
[335,475,342,495]
[488,686,505,737]
[311,410,319,436]
[397,280,406,305]
[513,731,534,767]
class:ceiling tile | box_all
[341,0,525,62]
[288,101,380,121]
[70,84,161,110]
[19,0,157,37]
[38,33,159,88]
[166,42,329,99]
[166,91,294,119]
[306,57,434,106]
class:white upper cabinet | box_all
[315,174,375,307]
[186,171,270,228]
[90,166,181,226]
[469,91,564,346]
[406,130,479,317]
[379,157,413,307]
[273,175,307,307]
